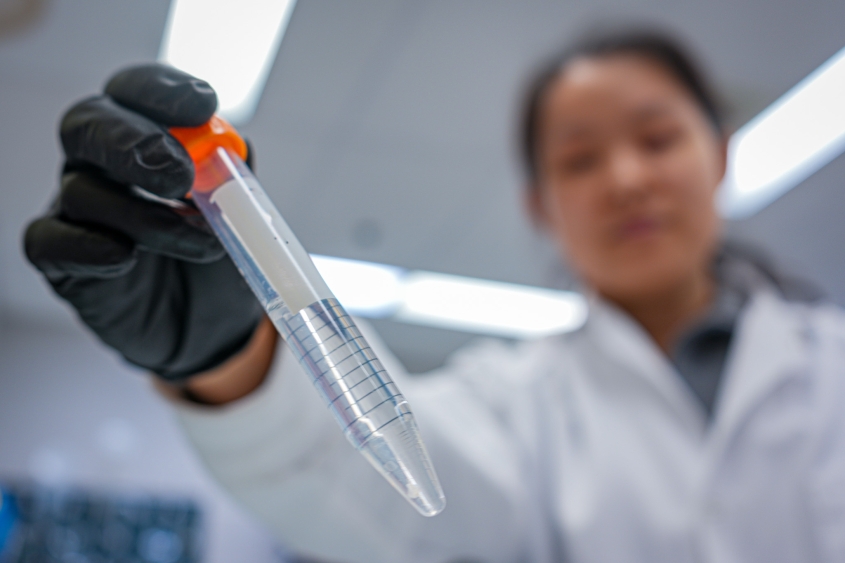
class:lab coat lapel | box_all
[585,296,707,437]
[707,290,809,452]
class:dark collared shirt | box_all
[670,245,822,418]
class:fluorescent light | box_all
[719,45,845,218]
[310,254,588,339]
[159,0,297,125]
[396,272,587,338]
[310,255,404,317]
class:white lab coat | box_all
[174,286,845,563]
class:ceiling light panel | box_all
[159,0,297,125]
[311,255,588,339]
[720,45,845,218]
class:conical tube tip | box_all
[354,411,446,517]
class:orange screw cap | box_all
[169,115,248,165]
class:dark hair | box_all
[520,27,725,186]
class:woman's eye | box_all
[558,152,599,174]
[642,129,681,152]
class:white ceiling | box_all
[2,0,844,370]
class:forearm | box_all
[159,316,279,405]
[167,322,529,563]
[169,335,438,563]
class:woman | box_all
[24,28,845,562]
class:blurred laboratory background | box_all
[1,0,844,561]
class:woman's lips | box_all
[617,217,662,240]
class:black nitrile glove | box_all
[23,63,263,382]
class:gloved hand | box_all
[23,63,264,383]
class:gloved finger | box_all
[61,96,193,199]
[58,170,225,263]
[24,216,137,280]
[105,63,217,127]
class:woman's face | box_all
[530,54,726,304]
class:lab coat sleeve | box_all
[173,320,533,563]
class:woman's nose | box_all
[606,145,652,202]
